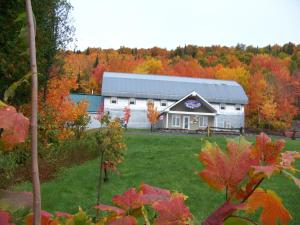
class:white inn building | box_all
[100,72,248,130]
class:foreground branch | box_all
[25,0,41,224]
[241,178,264,203]
[228,215,258,225]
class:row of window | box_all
[110,97,241,111]
[110,97,167,106]
[171,115,232,128]
[171,115,209,128]
[220,103,241,111]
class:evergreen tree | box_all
[0,0,74,105]
[93,55,99,68]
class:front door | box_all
[183,116,190,129]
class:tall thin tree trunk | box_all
[96,150,104,219]
[25,1,41,224]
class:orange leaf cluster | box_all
[147,102,160,125]
[39,75,89,142]
[96,183,191,225]
[245,189,292,225]
[152,196,192,225]
[199,133,300,225]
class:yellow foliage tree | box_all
[215,67,250,91]
[260,96,277,122]
[133,58,163,74]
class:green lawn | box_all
[16,134,300,224]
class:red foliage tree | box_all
[123,106,131,130]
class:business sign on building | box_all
[184,100,201,109]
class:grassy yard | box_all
[16,133,300,224]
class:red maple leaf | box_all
[94,204,125,215]
[152,196,192,225]
[140,183,171,205]
[107,215,137,225]
[251,134,290,178]
[0,106,29,150]
[112,188,143,210]
[0,210,13,225]
[109,184,172,212]
[140,183,171,196]
[198,139,255,195]
[253,133,285,164]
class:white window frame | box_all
[235,104,241,111]
[182,116,190,129]
[129,98,136,105]
[111,97,118,104]
[199,115,208,127]
[220,103,226,110]
[161,100,167,107]
[171,115,181,127]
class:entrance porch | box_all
[157,112,216,131]
[155,91,217,131]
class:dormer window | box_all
[161,100,167,107]
[111,97,117,104]
[129,98,136,105]
[220,103,226,110]
[235,104,241,111]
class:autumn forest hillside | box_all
[62,44,300,129]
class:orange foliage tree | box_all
[247,55,299,128]
[147,101,160,132]
[39,75,89,144]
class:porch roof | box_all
[166,111,216,116]
[161,91,217,114]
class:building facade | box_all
[101,72,248,130]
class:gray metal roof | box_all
[101,72,248,104]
